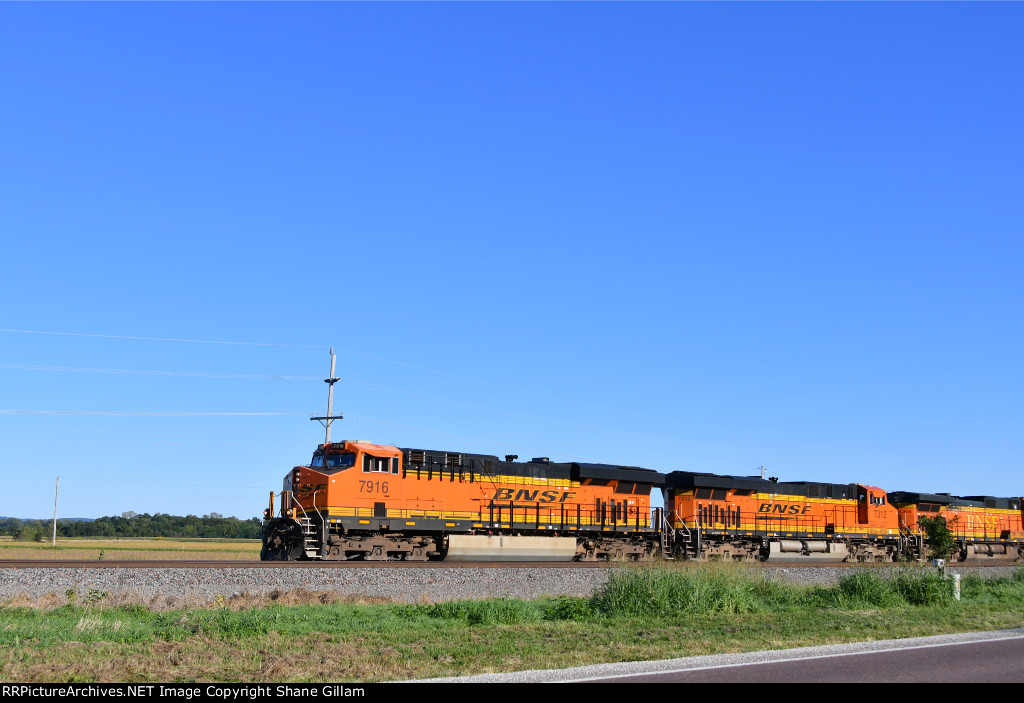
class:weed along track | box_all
[1,561,1019,611]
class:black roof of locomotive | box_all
[398,447,664,485]
[887,491,955,506]
[957,496,1022,510]
[663,470,858,500]
[572,462,665,486]
[888,491,1022,511]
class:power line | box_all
[0,363,668,441]
[0,410,311,416]
[0,363,321,380]
[0,440,310,446]
[0,328,322,349]
[0,326,657,419]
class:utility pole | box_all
[311,348,342,443]
[52,476,59,547]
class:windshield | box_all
[326,452,356,468]
[310,452,357,471]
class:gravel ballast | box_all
[0,563,1018,609]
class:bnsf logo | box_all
[758,503,812,515]
[492,489,575,503]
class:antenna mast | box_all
[312,348,342,443]
[52,476,59,547]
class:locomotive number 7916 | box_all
[359,480,389,495]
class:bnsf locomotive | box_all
[260,438,1024,563]
[261,440,664,562]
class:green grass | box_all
[3,564,1023,682]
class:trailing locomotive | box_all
[889,491,1024,562]
[662,471,901,562]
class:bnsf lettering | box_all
[492,489,574,503]
[757,503,812,515]
[296,483,327,496]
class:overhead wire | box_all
[0,363,319,380]
[0,362,673,444]
[0,328,322,349]
[0,326,660,420]
[0,410,310,416]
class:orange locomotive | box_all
[260,440,664,561]
[661,471,902,562]
[888,491,1024,562]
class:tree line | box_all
[0,512,262,541]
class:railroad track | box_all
[0,559,612,569]
[0,559,1016,569]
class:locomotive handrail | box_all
[325,503,644,529]
[661,510,679,557]
[898,516,925,561]
[311,490,327,558]
[288,491,312,524]
[674,514,702,559]
[898,516,921,538]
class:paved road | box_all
[415,629,1024,683]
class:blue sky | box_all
[1,2,1021,520]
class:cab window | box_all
[326,452,356,469]
[363,455,392,473]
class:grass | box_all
[2,563,1023,682]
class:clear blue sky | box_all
[1,2,1020,520]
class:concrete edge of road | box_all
[406,628,1024,683]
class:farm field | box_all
[0,537,262,561]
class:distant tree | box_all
[15,523,41,542]
[0,518,23,537]
[4,512,260,540]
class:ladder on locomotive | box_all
[300,517,319,559]
[897,516,925,561]
[662,513,702,560]
[660,511,703,560]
